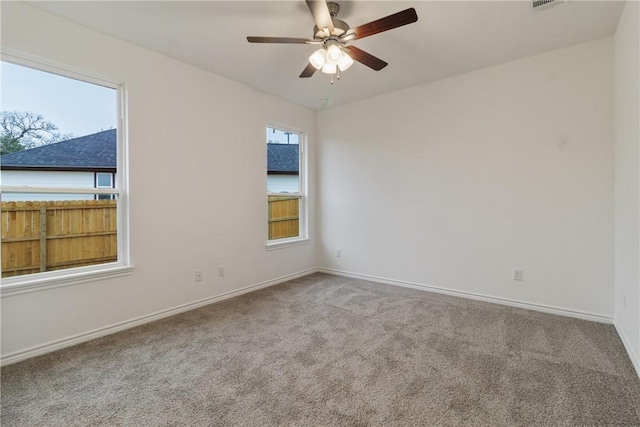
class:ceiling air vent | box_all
[531,0,565,13]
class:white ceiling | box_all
[30,1,625,110]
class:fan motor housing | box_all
[314,19,350,39]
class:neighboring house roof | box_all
[1,132,298,174]
[267,143,299,174]
[0,129,116,172]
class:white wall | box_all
[614,0,640,373]
[318,38,614,318]
[0,3,316,358]
[1,170,94,201]
[267,174,299,194]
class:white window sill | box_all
[266,237,310,251]
[0,264,134,298]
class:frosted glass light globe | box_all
[326,44,342,65]
[322,63,337,74]
[309,49,326,70]
[338,53,353,71]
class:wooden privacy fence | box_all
[2,197,294,277]
[268,195,299,240]
[1,200,117,278]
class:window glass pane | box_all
[96,173,112,188]
[1,62,117,157]
[1,61,120,279]
[267,127,299,194]
[1,194,118,278]
[268,195,300,240]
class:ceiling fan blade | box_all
[305,0,334,35]
[247,36,313,44]
[345,46,388,71]
[299,63,317,78]
[341,8,418,41]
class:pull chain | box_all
[330,69,341,85]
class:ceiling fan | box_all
[247,1,418,82]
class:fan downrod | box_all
[327,2,340,17]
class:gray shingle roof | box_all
[267,143,299,174]
[1,132,298,174]
[0,129,116,170]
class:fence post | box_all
[39,206,47,272]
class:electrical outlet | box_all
[513,269,523,281]
[195,270,203,282]
[336,249,341,258]
[218,266,225,277]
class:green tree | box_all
[0,134,25,155]
[0,111,73,155]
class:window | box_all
[96,172,114,188]
[0,54,130,292]
[266,126,306,246]
[95,172,115,200]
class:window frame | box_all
[0,51,132,297]
[265,124,309,250]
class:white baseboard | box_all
[318,268,614,324]
[0,268,318,366]
[2,266,624,369]
[614,320,640,379]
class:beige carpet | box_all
[2,273,639,426]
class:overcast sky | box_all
[1,61,302,145]
[267,127,299,145]
[1,61,117,138]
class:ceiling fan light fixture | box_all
[248,2,419,82]
[309,48,326,70]
[310,44,351,75]
[337,52,353,71]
